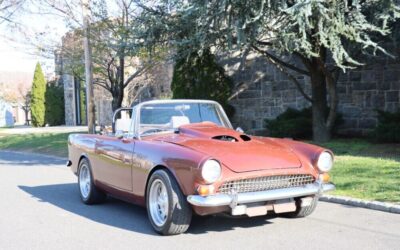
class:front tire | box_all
[78,158,106,204]
[146,170,192,235]
[285,195,319,218]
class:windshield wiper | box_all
[141,128,172,136]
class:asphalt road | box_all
[1,151,399,250]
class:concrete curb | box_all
[0,150,67,161]
[321,195,400,214]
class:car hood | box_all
[157,123,302,173]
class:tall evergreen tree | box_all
[172,49,234,117]
[45,81,65,126]
[31,63,47,127]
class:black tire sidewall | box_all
[78,158,95,204]
[147,169,193,235]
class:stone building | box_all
[0,99,14,127]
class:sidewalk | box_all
[0,125,88,135]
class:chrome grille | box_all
[218,174,315,194]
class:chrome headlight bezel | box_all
[201,159,222,183]
[317,151,333,172]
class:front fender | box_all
[132,140,209,198]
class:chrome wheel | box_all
[149,179,169,227]
[79,163,91,199]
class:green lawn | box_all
[318,139,400,204]
[0,133,70,158]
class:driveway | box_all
[0,126,87,135]
[1,151,399,250]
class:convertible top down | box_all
[68,99,335,235]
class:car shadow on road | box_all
[19,183,276,236]
[188,214,275,234]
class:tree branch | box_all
[106,57,115,85]
[123,65,149,88]
[93,79,111,91]
[251,45,313,103]
[251,45,310,76]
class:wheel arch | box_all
[77,153,99,181]
[145,165,187,203]
[77,153,89,171]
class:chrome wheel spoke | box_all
[149,179,169,227]
[79,164,91,199]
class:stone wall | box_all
[222,50,400,136]
[94,87,113,126]
[61,74,76,126]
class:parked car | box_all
[67,99,335,235]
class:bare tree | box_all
[18,83,31,125]
[0,0,26,24]
[54,0,157,111]
[90,0,155,111]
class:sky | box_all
[0,35,42,73]
[0,0,123,77]
[0,2,71,77]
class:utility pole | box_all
[81,0,96,134]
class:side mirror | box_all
[236,127,244,133]
[112,107,133,134]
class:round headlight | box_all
[201,159,221,183]
[317,152,333,172]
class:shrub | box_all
[30,63,47,127]
[45,82,65,126]
[265,108,312,139]
[369,110,400,143]
[265,107,343,139]
[171,48,235,117]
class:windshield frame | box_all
[131,100,233,139]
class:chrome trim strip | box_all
[187,182,335,207]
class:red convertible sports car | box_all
[67,99,335,235]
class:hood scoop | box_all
[212,135,239,142]
[211,134,252,142]
[178,122,248,141]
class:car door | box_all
[94,136,135,191]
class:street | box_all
[1,151,399,250]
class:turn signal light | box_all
[319,173,330,183]
[197,185,215,196]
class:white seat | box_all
[170,116,190,129]
[115,118,131,133]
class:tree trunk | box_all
[111,90,124,112]
[310,66,331,142]
[23,107,29,125]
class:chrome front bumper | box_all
[187,182,335,207]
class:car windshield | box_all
[139,102,230,136]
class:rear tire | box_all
[78,158,106,205]
[285,195,319,218]
[146,170,192,235]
